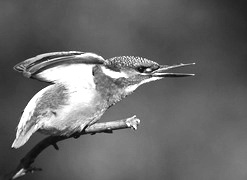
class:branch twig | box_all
[2,116,140,180]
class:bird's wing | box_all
[12,84,68,148]
[14,51,105,83]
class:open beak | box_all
[152,62,195,77]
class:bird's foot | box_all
[104,128,113,133]
[72,132,81,139]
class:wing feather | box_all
[14,51,105,83]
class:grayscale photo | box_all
[0,1,246,180]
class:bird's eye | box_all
[136,66,147,73]
[136,66,153,73]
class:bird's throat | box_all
[93,65,130,107]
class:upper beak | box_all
[152,62,195,77]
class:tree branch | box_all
[2,116,140,180]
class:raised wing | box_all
[14,51,105,83]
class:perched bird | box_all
[12,51,194,148]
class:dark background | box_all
[0,0,247,180]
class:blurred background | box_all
[0,0,247,180]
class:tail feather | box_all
[11,125,38,149]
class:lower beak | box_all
[152,63,195,77]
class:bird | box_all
[11,51,194,148]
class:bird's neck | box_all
[93,65,132,107]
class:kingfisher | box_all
[11,51,194,148]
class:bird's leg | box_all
[72,131,82,139]
[104,128,113,133]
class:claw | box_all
[105,128,113,133]
[72,132,81,139]
[52,143,59,150]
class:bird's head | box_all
[102,56,195,94]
